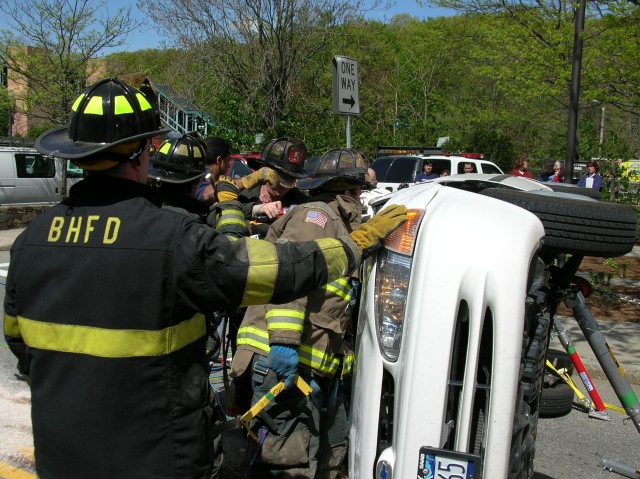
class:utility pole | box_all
[565,0,587,183]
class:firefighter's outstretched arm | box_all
[198,204,407,310]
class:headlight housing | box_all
[374,209,424,361]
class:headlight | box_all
[374,209,424,361]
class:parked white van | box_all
[0,147,83,205]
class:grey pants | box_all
[245,354,348,479]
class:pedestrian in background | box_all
[538,160,555,182]
[3,77,408,479]
[415,160,438,182]
[577,160,603,190]
[550,160,565,183]
[509,156,533,178]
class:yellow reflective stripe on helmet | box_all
[266,309,305,333]
[314,238,348,282]
[71,93,86,112]
[114,95,134,115]
[15,314,206,358]
[241,240,278,307]
[3,313,20,337]
[84,96,104,115]
[159,142,171,154]
[299,344,340,376]
[136,92,152,111]
[323,278,351,302]
[236,326,270,353]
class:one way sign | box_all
[332,56,360,115]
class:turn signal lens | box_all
[384,209,425,255]
[374,208,424,362]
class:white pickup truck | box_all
[350,176,637,478]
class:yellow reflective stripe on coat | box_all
[342,353,354,377]
[3,313,20,338]
[14,314,206,357]
[216,210,247,229]
[236,326,270,353]
[314,238,349,281]
[241,240,278,307]
[299,344,341,376]
[266,309,305,333]
[323,278,351,302]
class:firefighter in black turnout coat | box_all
[3,78,408,479]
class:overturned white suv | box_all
[349,176,637,478]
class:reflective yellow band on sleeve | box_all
[299,344,341,376]
[216,218,247,229]
[216,209,248,229]
[3,313,20,338]
[219,209,245,219]
[266,309,305,333]
[236,326,270,353]
[314,238,348,282]
[15,314,206,358]
[342,353,355,377]
[323,278,351,302]
[241,240,278,307]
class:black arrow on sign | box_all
[342,96,355,108]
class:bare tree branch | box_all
[0,0,142,129]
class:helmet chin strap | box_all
[129,139,149,166]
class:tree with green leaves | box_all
[0,0,141,134]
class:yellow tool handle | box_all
[240,374,312,441]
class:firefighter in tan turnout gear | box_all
[3,78,407,479]
[232,148,393,478]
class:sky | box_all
[103,0,456,54]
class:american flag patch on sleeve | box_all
[305,211,328,228]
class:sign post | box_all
[332,56,360,148]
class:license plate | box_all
[417,446,480,479]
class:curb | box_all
[0,228,25,252]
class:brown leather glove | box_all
[241,167,279,191]
[349,204,408,256]
[215,176,240,202]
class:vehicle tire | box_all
[546,348,574,377]
[546,183,602,199]
[539,382,575,417]
[479,188,637,257]
[508,287,551,479]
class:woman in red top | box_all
[509,156,533,178]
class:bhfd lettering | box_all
[47,216,121,244]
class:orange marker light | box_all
[384,209,425,256]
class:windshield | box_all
[372,156,418,183]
